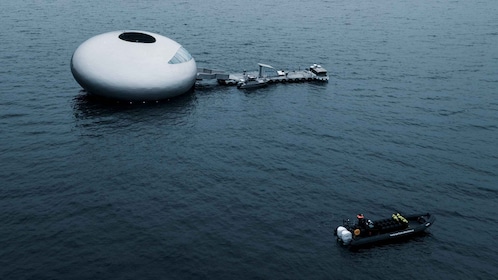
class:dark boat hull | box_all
[337,213,435,249]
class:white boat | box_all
[237,74,268,89]
[309,64,329,81]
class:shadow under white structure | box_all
[71,30,197,101]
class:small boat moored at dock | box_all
[237,74,269,89]
[335,212,435,250]
[309,63,329,81]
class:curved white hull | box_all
[71,30,197,101]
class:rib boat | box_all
[335,212,435,249]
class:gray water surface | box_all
[1,0,497,279]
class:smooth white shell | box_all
[71,30,197,101]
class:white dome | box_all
[71,30,197,101]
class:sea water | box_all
[1,0,497,279]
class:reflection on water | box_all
[72,90,199,130]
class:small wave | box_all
[437,109,466,116]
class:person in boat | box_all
[356,214,375,236]
[357,214,367,229]
[354,214,366,237]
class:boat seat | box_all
[373,218,408,233]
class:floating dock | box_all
[196,63,328,89]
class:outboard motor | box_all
[336,226,353,245]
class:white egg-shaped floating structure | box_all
[71,30,197,101]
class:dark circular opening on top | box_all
[119,32,156,43]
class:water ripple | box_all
[1,0,498,279]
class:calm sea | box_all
[1,0,497,279]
